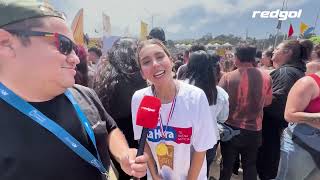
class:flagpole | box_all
[262,32,270,50]
[274,29,280,48]
[313,8,320,34]
[274,0,287,48]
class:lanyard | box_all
[152,85,177,138]
[159,96,176,138]
[0,83,106,173]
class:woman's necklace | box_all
[152,82,178,156]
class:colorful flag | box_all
[300,22,309,34]
[71,8,84,45]
[303,27,315,36]
[288,23,294,38]
[140,21,148,40]
[102,13,111,37]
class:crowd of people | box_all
[1,1,320,180]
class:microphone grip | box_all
[136,128,149,157]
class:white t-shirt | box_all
[132,82,217,180]
[210,86,229,140]
[183,79,228,141]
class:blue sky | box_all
[47,0,319,40]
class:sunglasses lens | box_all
[58,35,73,55]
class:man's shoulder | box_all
[71,84,93,93]
[179,64,187,69]
[69,84,96,101]
[68,85,100,116]
[217,86,229,99]
[177,64,187,72]
[222,69,238,79]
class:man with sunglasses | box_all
[0,1,148,180]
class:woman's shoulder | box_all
[132,86,152,99]
[178,81,204,94]
[216,86,229,100]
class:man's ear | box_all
[0,29,16,58]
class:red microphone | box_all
[136,95,161,156]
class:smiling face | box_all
[138,42,173,86]
[0,17,80,91]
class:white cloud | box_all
[49,0,309,39]
[166,24,183,33]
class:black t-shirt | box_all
[0,85,117,180]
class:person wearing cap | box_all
[0,1,148,180]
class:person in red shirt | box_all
[219,45,272,180]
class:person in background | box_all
[88,47,102,65]
[75,45,89,87]
[299,39,314,62]
[259,48,274,72]
[179,50,228,177]
[183,50,190,64]
[94,37,147,179]
[147,27,166,45]
[254,50,262,67]
[259,40,309,180]
[176,43,206,79]
[218,45,272,180]
[306,44,320,75]
[276,71,320,180]
[208,50,224,83]
[88,47,102,88]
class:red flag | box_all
[288,23,294,38]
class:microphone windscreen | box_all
[136,95,161,129]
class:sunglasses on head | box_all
[6,30,78,56]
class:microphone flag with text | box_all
[136,95,161,156]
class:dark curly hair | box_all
[94,37,146,117]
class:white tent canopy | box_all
[213,43,221,47]
[222,42,232,47]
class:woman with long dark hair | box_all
[94,37,147,179]
[179,50,229,176]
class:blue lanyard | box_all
[0,83,106,173]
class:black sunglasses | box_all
[6,30,78,56]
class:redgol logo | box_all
[252,9,302,20]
